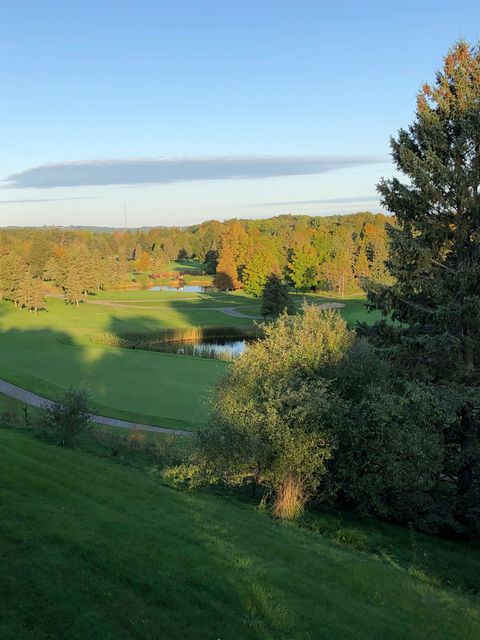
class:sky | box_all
[0,0,478,228]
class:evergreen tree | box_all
[203,249,219,275]
[110,255,130,289]
[64,262,85,306]
[29,278,47,314]
[367,41,480,379]
[0,254,27,306]
[27,234,52,277]
[261,273,294,318]
[43,256,65,286]
[151,247,168,273]
[363,42,480,536]
[16,271,33,309]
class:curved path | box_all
[73,298,262,318]
[217,306,262,319]
[0,378,190,436]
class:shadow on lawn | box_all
[0,303,230,429]
[0,306,479,604]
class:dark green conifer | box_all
[261,273,294,318]
[366,41,480,380]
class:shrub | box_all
[325,339,480,537]
[187,305,353,519]
[0,405,21,426]
[39,388,92,447]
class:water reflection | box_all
[150,285,214,293]
[156,338,248,360]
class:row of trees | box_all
[178,41,480,538]
[212,214,389,296]
[0,254,47,313]
[0,211,390,310]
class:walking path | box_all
[316,302,345,310]
[48,294,343,316]
[0,378,190,436]
[48,295,261,317]
[217,307,262,319]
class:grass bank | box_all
[1,427,479,640]
[90,325,261,349]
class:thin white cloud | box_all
[254,195,380,206]
[0,196,102,204]
[3,155,388,189]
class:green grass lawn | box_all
[1,427,478,640]
[167,258,205,273]
[0,296,235,429]
[0,392,31,423]
[0,291,381,429]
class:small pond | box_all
[149,285,215,293]
[156,338,249,360]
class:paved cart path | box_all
[0,378,190,436]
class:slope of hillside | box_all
[1,428,479,640]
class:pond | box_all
[149,285,214,293]
[155,338,249,360]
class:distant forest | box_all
[0,212,390,311]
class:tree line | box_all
[0,210,390,310]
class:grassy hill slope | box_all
[1,428,478,640]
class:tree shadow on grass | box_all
[4,433,478,640]
[1,301,479,632]
[0,304,228,430]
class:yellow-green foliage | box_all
[192,305,353,517]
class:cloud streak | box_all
[254,195,380,206]
[3,155,388,189]
[0,196,102,204]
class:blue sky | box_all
[0,0,478,227]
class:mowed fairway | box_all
[0,295,236,429]
[1,428,479,640]
[0,291,381,429]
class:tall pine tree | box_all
[367,41,480,380]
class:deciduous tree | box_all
[186,306,353,519]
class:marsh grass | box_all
[90,325,263,352]
[272,476,305,520]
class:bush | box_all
[325,339,480,537]
[39,388,92,447]
[0,405,21,426]
[186,305,353,519]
